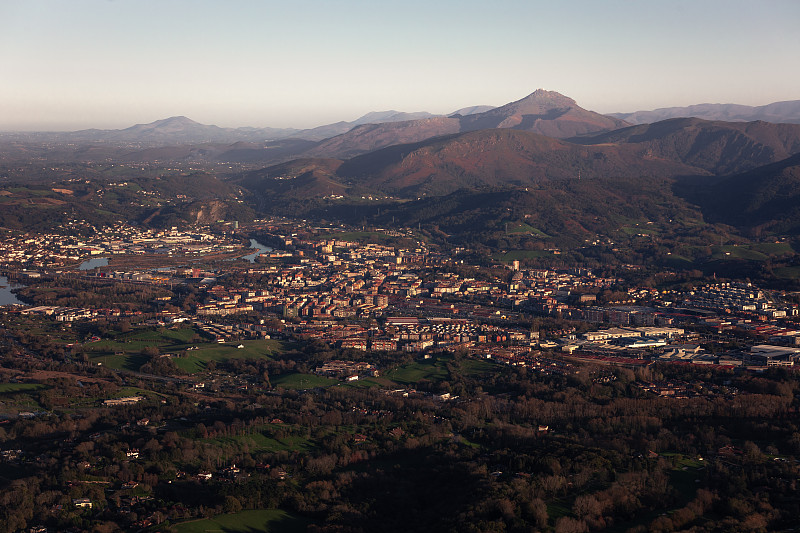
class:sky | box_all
[1,0,799,131]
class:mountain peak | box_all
[352,110,437,126]
[452,89,623,137]
[153,116,201,127]
[516,89,576,108]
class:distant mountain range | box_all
[56,116,300,145]
[234,113,800,245]
[611,100,800,125]
[0,104,494,147]
[303,90,629,159]
[5,92,800,152]
[242,117,800,199]
[0,89,628,164]
[1,89,623,154]
[5,88,800,245]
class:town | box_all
[2,221,800,532]
[3,219,799,380]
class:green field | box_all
[710,245,768,261]
[382,354,494,385]
[620,225,658,236]
[89,327,197,353]
[0,383,46,394]
[752,242,794,255]
[86,327,287,373]
[706,243,795,262]
[663,254,694,267]
[172,340,286,373]
[92,352,149,371]
[508,222,549,237]
[205,430,314,454]
[271,373,338,390]
[774,266,800,279]
[460,357,496,376]
[343,376,392,389]
[8,187,53,197]
[384,358,450,384]
[173,509,311,533]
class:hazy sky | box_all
[2,0,799,130]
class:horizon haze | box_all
[2,0,799,131]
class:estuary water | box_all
[242,239,273,263]
[0,276,24,306]
[78,257,109,270]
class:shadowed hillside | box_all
[303,90,629,160]
[574,118,800,175]
[685,153,800,233]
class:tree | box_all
[555,516,588,533]
[223,495,242,514]
[141,345,160,358]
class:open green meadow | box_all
[89,327,197,353]
[705,243,795,262]
[508,222,549,237]
[270,373,338,390]
[710,245,769,261]
[663,254,694,268]
[342,376,392,389]
[620,225,659,236]
[383,354,495,385]
[751,242,794,255]
[384,357,450,384]
[91,352,149,371]
[86,326,287,373]
[172,339,286,373]
[460,357,496,375]
[204,429,314,454]
[173,509,311,533]
[774,266,800,279]
[0,383,46,394]
[0,383,47,414]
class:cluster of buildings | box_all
[4,219,800,373]
[315,360,377,380]
[661,282,798,320]
[0,222,240,269]
[18,305,118,322]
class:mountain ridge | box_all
[0,90,626,153]
[302,89,629,160]
[690,152,800,233]
[612,99,800,125]
[573,118,800,175]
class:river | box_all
[242,239,273,263]
[78,257,109,270]
[0,275,24,306]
